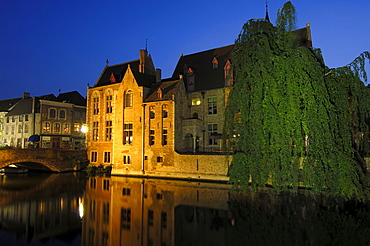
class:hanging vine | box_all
[225,1,370,198]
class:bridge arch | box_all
[0,149,88,172]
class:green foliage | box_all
[225,2,370,198]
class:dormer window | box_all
[212,57,218,69]
[157,88,163,100]
[110,72,116,83]
[186,67,195,91]
[224,60,234,85]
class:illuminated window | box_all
[191,98,201,106]
[18,124,23,133]
[125,90,133,107]
[124,123,133,144]
[105,121,112,141]
[74,123,81,132]
[43,122,51,132]
[54,123,60,132]
[93,122,99,141]
[63,123,69,133]
[208,97,217,115]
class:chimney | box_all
[156,69,162,83]
[139,49,147,73]
[22,92,30,99]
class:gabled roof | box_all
[0,97,22,112]
[94,60,140,87]
[94,56,156,89]
[6,94,57,116]
[145,80,181,102]
[56,91,86,106]
[171,25,312,92]
[172,45,234,92]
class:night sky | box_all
[1,0,369,100]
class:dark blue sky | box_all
[1,0,369,100]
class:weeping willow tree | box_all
[225,1,370,197]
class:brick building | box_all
[86,23,312,181]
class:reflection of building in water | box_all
[0,194,82,242]
[82,176,232,246]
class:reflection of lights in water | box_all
[79,197,84,218]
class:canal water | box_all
[0,172,369,246]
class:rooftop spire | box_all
[265,1,270,22]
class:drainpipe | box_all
[142,103,146,174]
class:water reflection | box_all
[83,177,370,246]
[0,172,86,245]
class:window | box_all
[122,188,131,196]
[148,210,154,226]
[162,109,168,118]
[125,90,133,107]
[54,123,61,132]
[124,123,133,144]
[63,123,69,133]
[102,202,109,224]
[25,115,29,121]
[91,151,98,162]
[124,155,131,164]
[157,156,163,162]
[149,130,155,145]
[5,126,9,135]
[208,97,217,115]
[157,88,162,99]
[106,94,113,113]
[24,124,29,133]
[93,97,100,114]
[105,121,112,141]
[92,122,99,141]
[161,212,167,228]
[11,125,15,134]
[208,123,218,145]
[212,57,218,69]
[103,179,110,191]
[18,124,23,133]
[121,208,131,230]
[191,98,201,106]
[43,122,51,132]
[49,109,56,118]
[150,110,155,119]
[162,129,168,145]
[12,116,15,122]
[19,115,23,122]
[74,123,81,132]
[59,110,66,119]
[6,117,9,123]
[104,152,111,163]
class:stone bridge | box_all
[0,149,88,172]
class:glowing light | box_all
[81,125,88,133]
[79,198,84,218]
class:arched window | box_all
[49,109,56,118]
[106,91,113,113]
[59,109,66,119]
[64,123,70,133]
[43,122,50,132]
[93,95,100,115]
[54,123,61,132]
[125,90,133,107]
